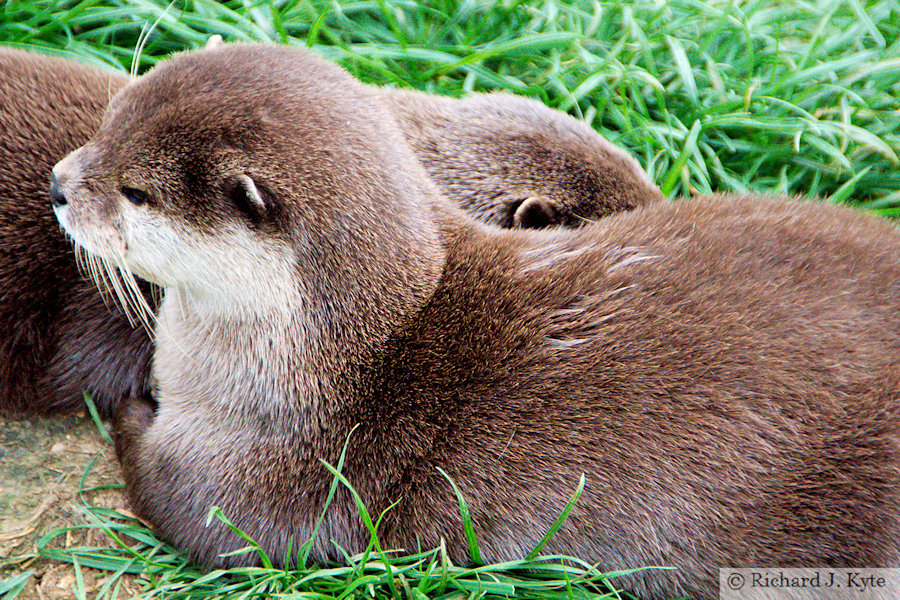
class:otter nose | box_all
[49,172,66,207]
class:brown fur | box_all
[0,48,152,415]
[382,88,663,227]
[52,44,900,600]
[0,46,658,417]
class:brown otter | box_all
[53,44,900,600]
[0,48,152,416]
[0,46,660,417]
[382,88,663,227]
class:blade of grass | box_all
[436,468,482,566]
[0,570,33,600]
[82,392,112,444]
[526,474,585,560]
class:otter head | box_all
[52,44,445,381]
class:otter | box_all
[53,44,900,600]
[0,47,153,416]
[382,88,663,227]
[0,46,660,417]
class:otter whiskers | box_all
[73,243,157,336]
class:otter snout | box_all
[49,172,66,207]
[50,156,77,229]
[49,148,128,262]
[50,151,80,218]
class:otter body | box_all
[53,45,900,600]
[0,46,658,416]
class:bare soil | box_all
[0,412,141,598]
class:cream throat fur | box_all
[153,284,335,427]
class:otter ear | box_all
[205,35,223,49]
[513,196,562,229]
[229,175,269,222]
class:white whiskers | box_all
[73,243,157,336]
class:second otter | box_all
[55,45,900,600]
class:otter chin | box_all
[54,44,900,600]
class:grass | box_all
[4,435,656,600]
[26,510,647,600]
[0,0,898,598]
[1,0,899,214]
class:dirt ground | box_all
[0,412,142,598]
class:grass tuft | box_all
[1,0,898,212]
[16,463,654,600]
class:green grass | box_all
[5,445,657,600]
[0,0,898,598]
[2,0,899,215]
[29,511,647,600]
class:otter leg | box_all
[114,390,156,469]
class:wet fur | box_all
[53,45,900,600]
[0,46,658,416]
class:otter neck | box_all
[151,205,451,434]
[152,289,337,433]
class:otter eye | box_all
[122,187,151,206]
